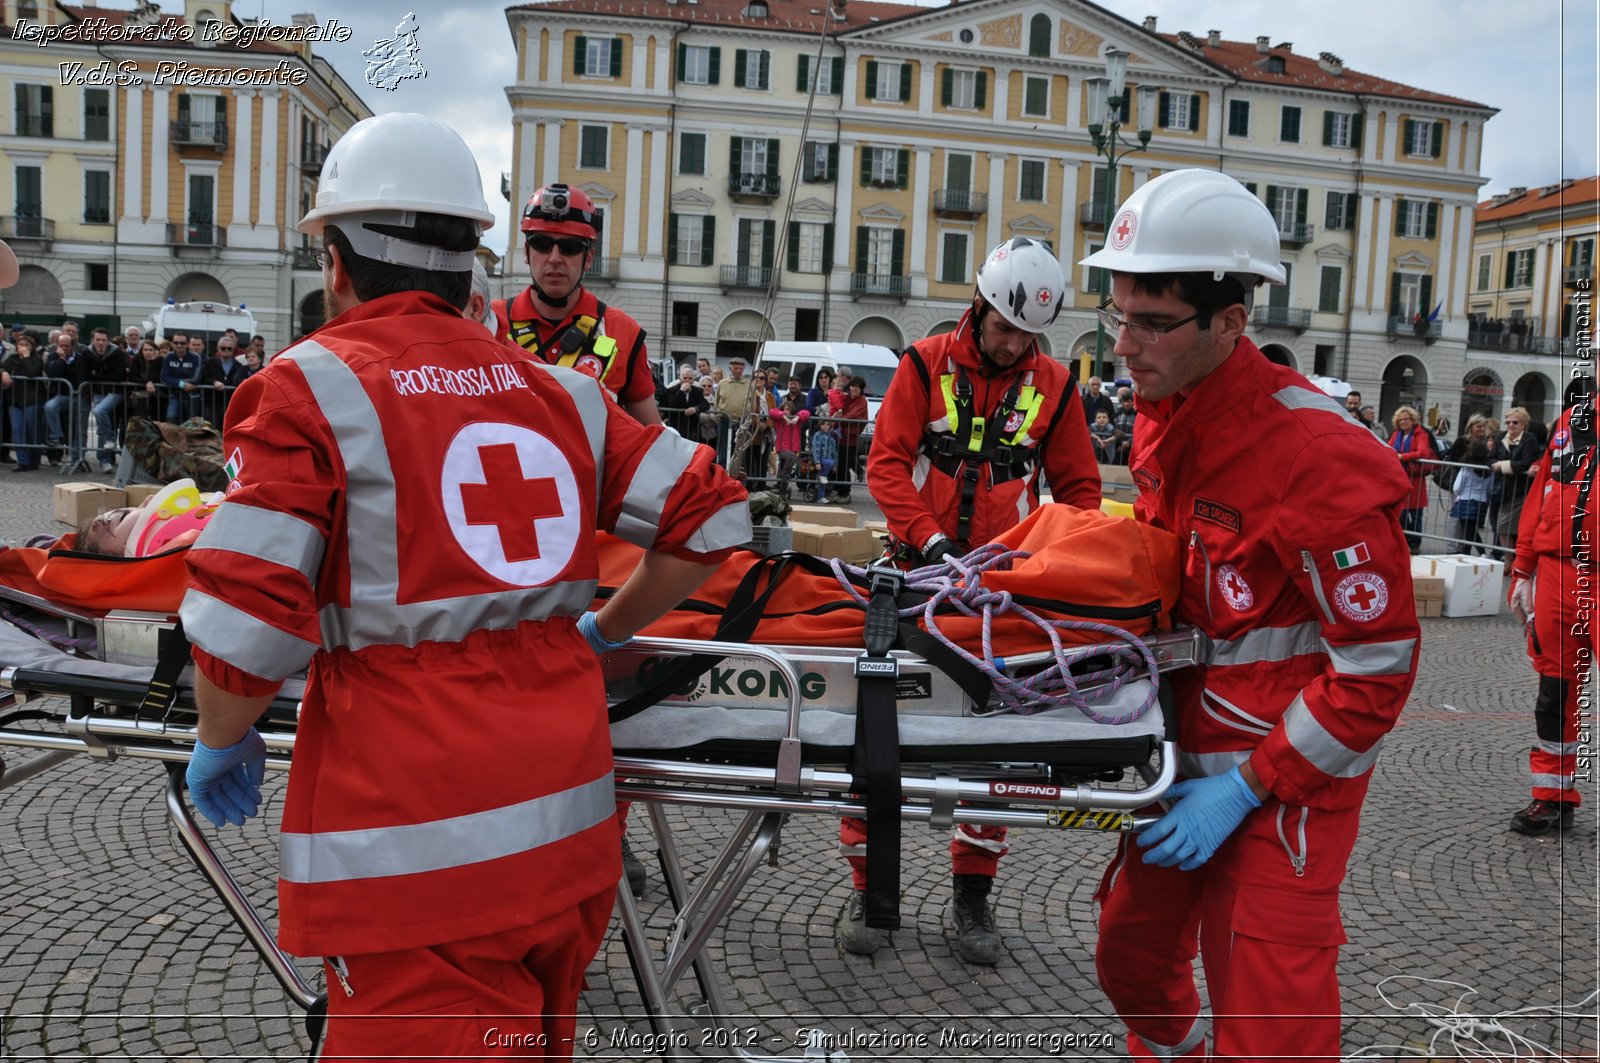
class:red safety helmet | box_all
[520,183,600,241]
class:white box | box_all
[1412,554,1504,617]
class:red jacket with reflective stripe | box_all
[1131,339,1419,810]
[866,312,1101,551]
[1512,407,1591,576]
[491,286,655,405]
[183,292,747,956]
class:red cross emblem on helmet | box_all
[1110,210,1138,250]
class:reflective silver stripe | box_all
[951,824,1009,854]
[1325,638,1417,676]
[837,842,866,857]
[1532,772,1576,789]
[1143,1017,1206,1059]
[1281,694,1383,777]
[280,772,615,884]
[1177,747,1250,778]
[180,588,321,681]
[686,499,755,554]
[542,364,607,499]
[1272,385,1351,419]
[1200,688,1273,736]
[190,501,325,581]
[1538,739,1580,756]
[319,579,598,651]
[613,430,694,547]
[1208,622,1322,667]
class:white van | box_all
[144,301,259,355]
[754,340,901,412]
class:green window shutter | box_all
[729,136,741,173]
[1158,91,1170,128]
[865,60,878,100]
[1403,118,1415,152]
[766,139,779,177]
[758,51,770,90]
[891,229,905,275]
[822,223,834,270]
[787,222,800,271]
[1394,198,1407,237]
[1347,193,1359,228]
[574,36,586,75]
[1296,188,1308,225]
[896,148,909,189]
[1389,272,1402,313]
[1318,265,1341,312]
[898,63,912,102]
[860,149,873,187]
[1322,111,1334,146]
[1350,114,1363,150]
[708,47,721,85]
[797,54,810,93]
[831,58,843,93]
[1265,185,1279,215]
[1244,181,1257,196]
[975,72,987,111]
[701,216,716,266]
[1419,275,1433,314]
[941,69,952,107]
[1431,121,1444,159]
[827,142,839,181]
[177,93,191,122]
[762,221,775,269]
[1425,201,1439,239]
[734,49,747,88]
[1189,95,1200,129]
[856,226,868,272]
[676,42,687,81]
[610,40,622,77]
[1504,254,1516,288]
[669,213,680,263]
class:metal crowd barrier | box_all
[1411,456,1531,558]
[1,377,241,475]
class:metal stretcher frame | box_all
[0,625,1190,1061]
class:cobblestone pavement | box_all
[0,471,1596,1060]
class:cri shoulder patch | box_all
[1333,570,1389,623]
[1193,497,1242,533]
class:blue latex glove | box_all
[1136,766,1261,871]
[578,610,630,655]
[187,729,267,828]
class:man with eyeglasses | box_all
[196,335,247,427]
[1079,169,1418,1062]
[491,182,660,425]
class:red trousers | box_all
[839,817,1007,889]
[1095,797,1361,1061]
[320,887,614,1061]
[1528,555,1591,805]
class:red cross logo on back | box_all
[460,443,563,563]
[442,423,583,586]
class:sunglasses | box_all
[527,234,591,256]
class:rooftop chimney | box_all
[1255,35,1270,52]
[1143,15,1157,31]
[1508,186,1527,198]
[1276,41,1293,52]
[1207,29,1221,47]
[1318,51,1344,75]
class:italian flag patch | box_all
[1332,542,1370,570]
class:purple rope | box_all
[0,605,100,655]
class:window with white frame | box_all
[874,61,901,101]
[674,215,707,265]
[1019,159,1045,202]
[14,83,52,137]
[1330,111,1356,147]
[584,37,614,77]
[795,222,828,273]
[802,141,834,182]
[1022,75,1049,117]
[1165,93,1192,131]
[866,227,897,276]
[811,56,835,95]
[1267,186,1300,232]
[736,49,770,90]
[739,137,768,176]
[1505,248,1534,288]
[681,45,712,85]
[1324,191,1356,231]
[1397,198,1425,238]
[949,69,977,109]
[1406,119,1434,156]
[870,147,898,186]
[1475,253,1492,292]
[939,232,970,283]
[1396,272,1424,319]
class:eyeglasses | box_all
[315,249,330,269]
[527,234,591,257]
[1096,300,1201,344]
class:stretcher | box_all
[0,577,1196,1060]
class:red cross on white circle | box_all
[1110,210,1137,250]
[1216,564,1254,611]
[1333,570,1389,623]
[441,422,582,586]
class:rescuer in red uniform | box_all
[1080,169,1419,1061]
[181,113,748,1059]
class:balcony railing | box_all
[1467,322,1543,352]
[83,208,111,224]
[721,264,772,289]
[299,142,331,174]
[1567,263,1595,287]
[1387,315,1440,343]
[0,216,55,243]
[589,255,618,279]
[1278,222,1315,247]
[292,246,319,270]
[850,272,910,300]
[1079,200,1112,228]
[1252,305,1311,330]
[171,119,229,150]
[727,172,780,198]
[166,222,227,248]
[933,189,987,215]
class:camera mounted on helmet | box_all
[521,183,600,242]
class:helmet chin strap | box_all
[970,298,1005,376]
[529,276,577,309]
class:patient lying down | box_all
[75,480,222,557]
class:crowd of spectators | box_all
[0,320,267,474]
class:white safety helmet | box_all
[1079,168,1285,285]
[298,113,493,272]
[975,237,1066,334]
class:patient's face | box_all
[81,506,142,555]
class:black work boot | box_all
[835,889,890,956]
[950,874,1002,965]
[620,834,648,898]
[1510,799,1576,836]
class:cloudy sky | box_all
[242,0,1597,229]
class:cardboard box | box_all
[1415,597,1443,618]
[124,483,163,506]
[1412,555,1504,617]
[1098,463,1135,487]
[1412,576,1445,601]
[54,483,126,527]
[787,503,859,529]
[791,522,879,562]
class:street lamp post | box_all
[1084,49,1159,374]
